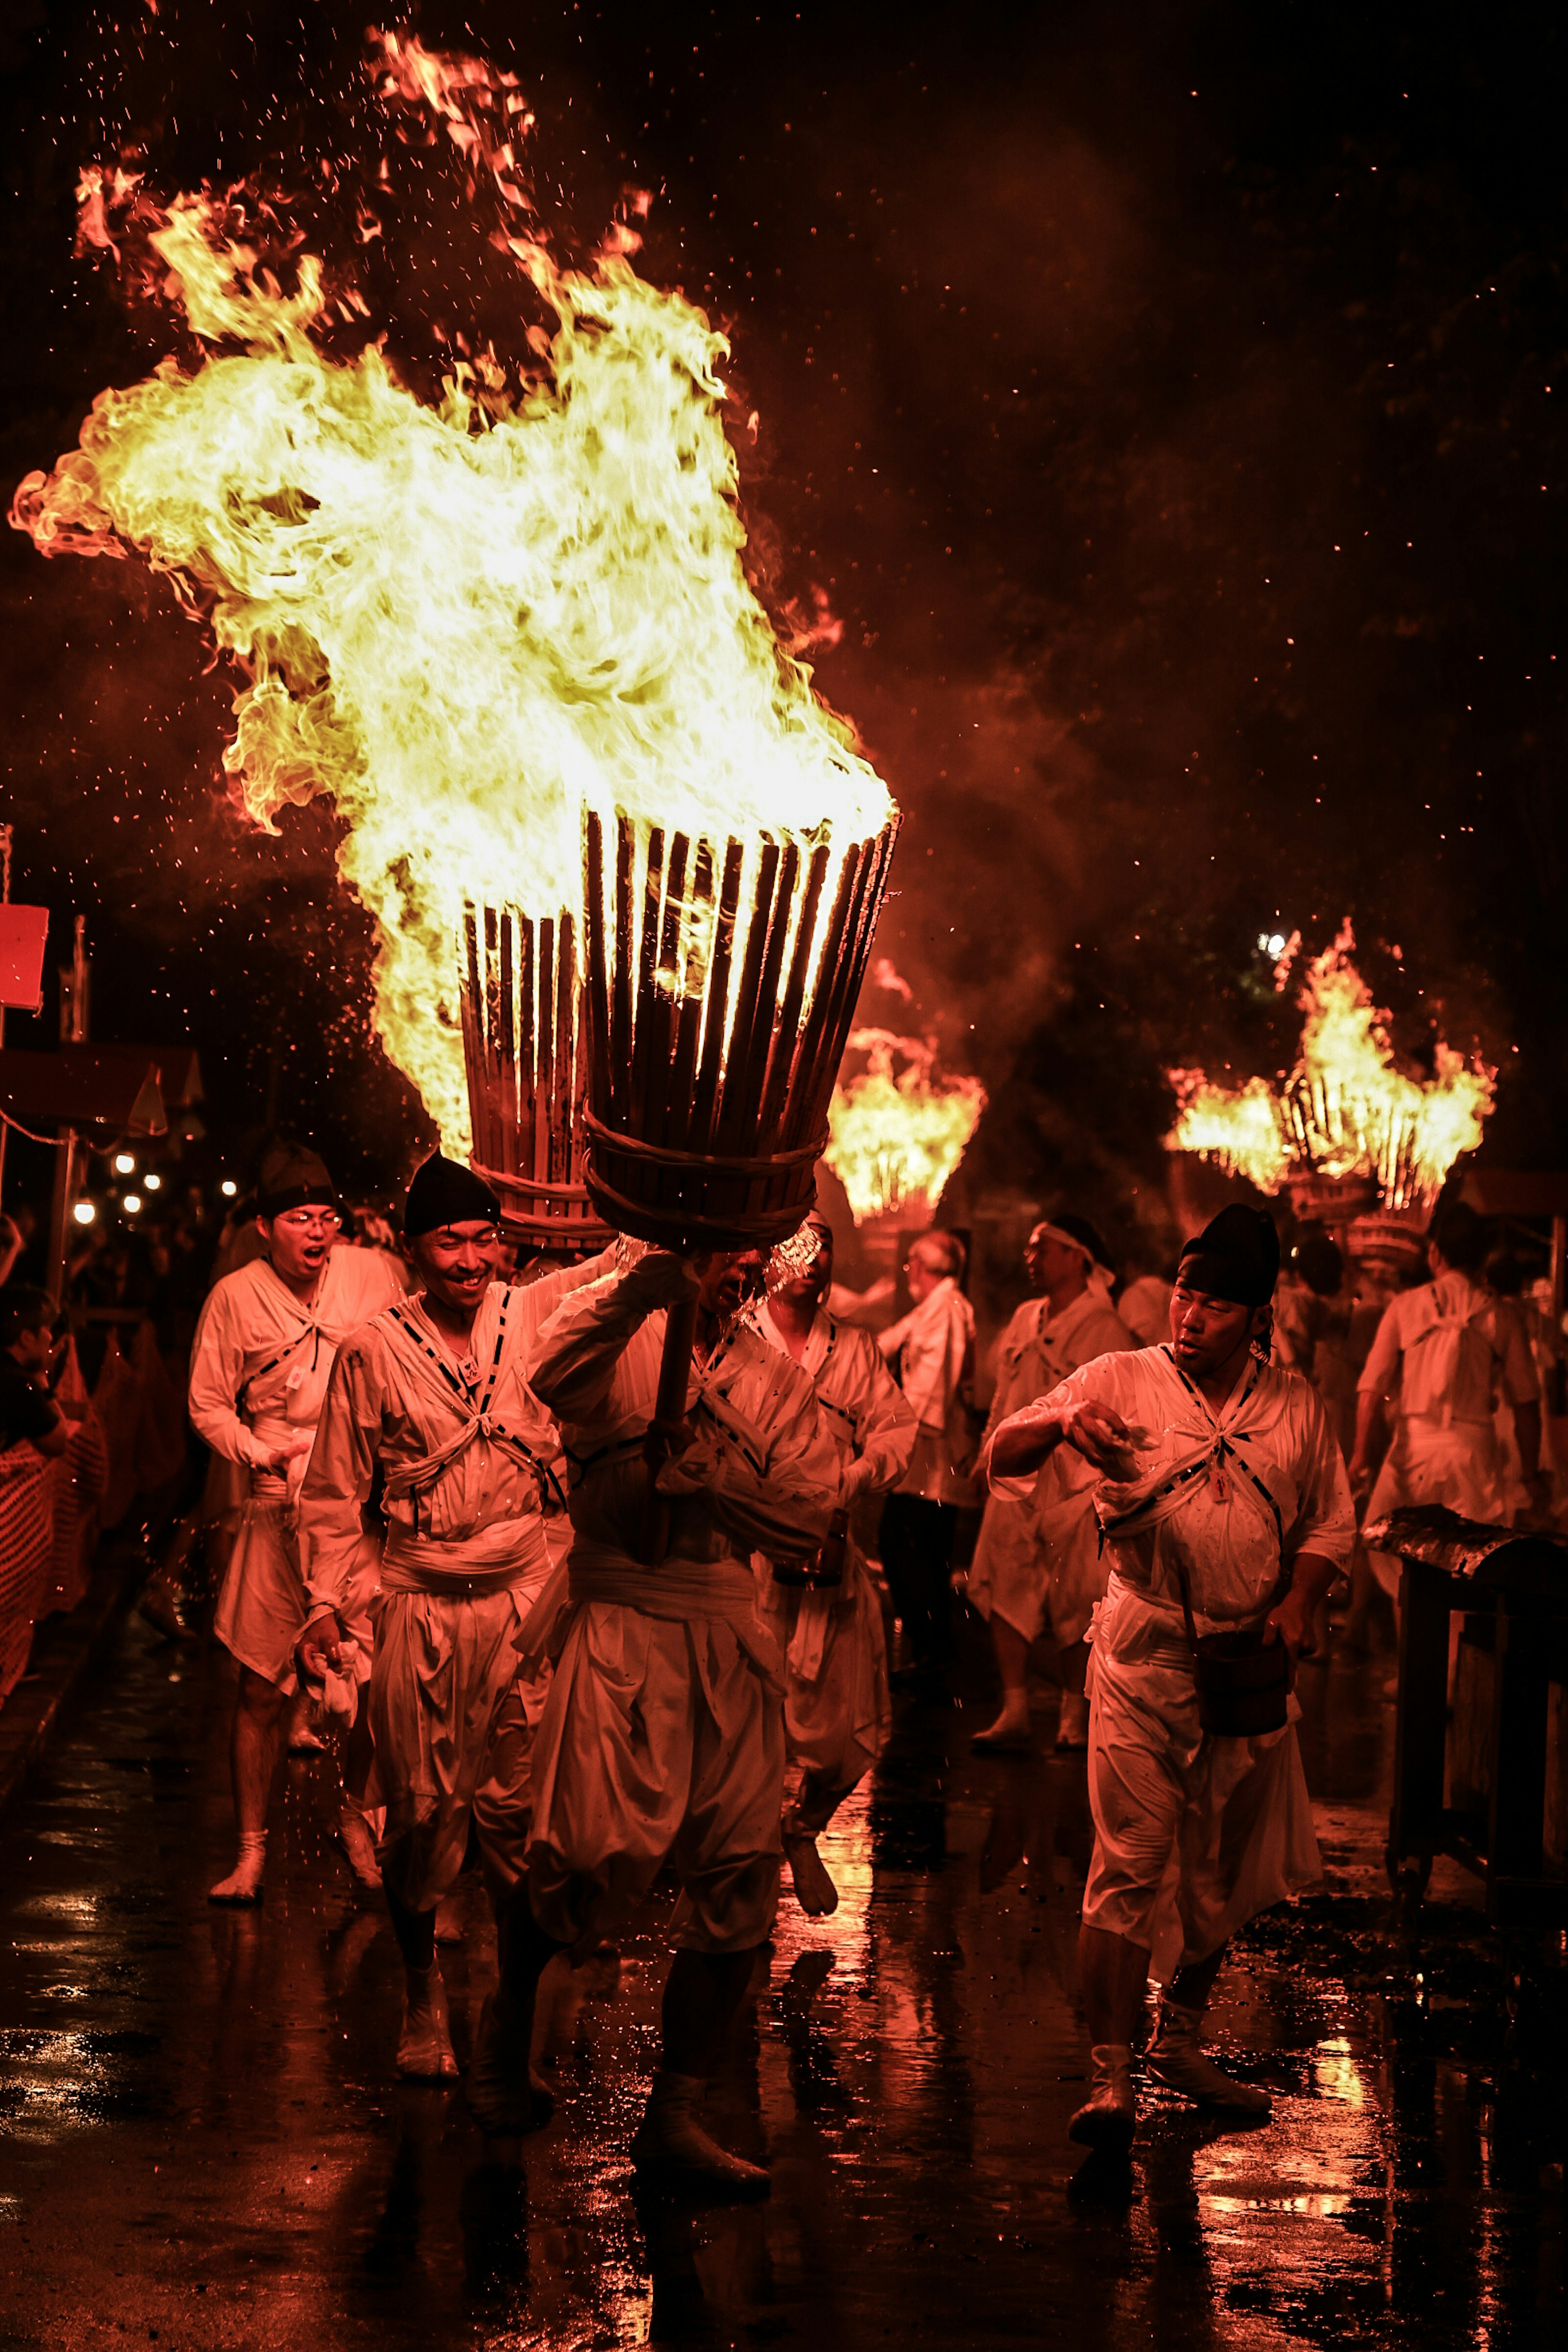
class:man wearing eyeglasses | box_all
[188,1142,406,1905]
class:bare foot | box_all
[209,1844,266,1905]
[397,1965,459,2080]
[782,1820,840,1916]
[337,1806,382,1891]
[1055,1692,1090,1749]
[971,1709,1032,1753]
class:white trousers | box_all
[528,1601,784,1953]
[756,1549,889,1815]
[368,1584,542,1914]
[1082,1587,1319,1970]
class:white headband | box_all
[1035,1220,1116,1297]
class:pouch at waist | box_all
[381,1512,548,1596]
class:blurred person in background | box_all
[747,1210,916,1915]
[968,1215,1136,1751]
[1483,1238,1564,1523]
[0,1286,88,1457]
[876,1229,976,1691]
[1274,1230,1359,1459]
[1350,1200,1547,1609]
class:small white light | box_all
[1256,932,1271,952]
[1266,933,1287,958]
[113,1151,136,1175]
[220,1179,238,1198]
[143,1172,162,1192]
[72,1199,97,1227]
[122,1193,143,1215]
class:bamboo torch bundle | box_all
[580,807,900,1558]
[459,900,612,1255]
[581,809,900,1249]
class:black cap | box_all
[1178,1205,1280,1308]
[256,1143,339,1220]
[403,1152,502,1238]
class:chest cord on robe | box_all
[379,1296,562,1533]
[1095,1349,1285,1582]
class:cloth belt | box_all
[247,1414,300,1505]
[379,1512,548,1597]
[553,1539,784,1693]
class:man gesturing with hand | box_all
[987,1205,1353,2153]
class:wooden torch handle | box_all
[640,1289,700,1566]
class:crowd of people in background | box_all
[1,1125,1563,2183]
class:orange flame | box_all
[824,1029,987,1224]
[11,36,893,1152]
[1166,923,1494,1209]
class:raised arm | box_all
[527,1250,691,1424]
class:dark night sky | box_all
[2,1,1565,1243]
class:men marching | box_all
[876,1229,976,1688]
[747,1212,916,1915]
[481,1243,840,2189]
[296,1154,611,2082]
[968,1215,1136,1751]
[985,1207,1353,2151]
[187,1143,404,1904]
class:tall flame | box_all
[12,36,893,1151]
[1167,923,1494,1209]
[824,1029,987,1224]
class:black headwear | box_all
[256,1143,339,1220]
[403,1151,502,1238]
[1177,1205,1280,1309]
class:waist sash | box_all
[380,1512,548,1597]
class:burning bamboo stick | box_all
[459,893,610,1253]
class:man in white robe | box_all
[987,1206,1353,2153]
[747,1212,916,1916]
[968,1216,1136,1751]
[876,1230,975,1686]
[188,1144,404,1904]
[1350,1198,1545,1594]
[296,1154,612,2087]
[490,1244,840,2192]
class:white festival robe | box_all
[1359,1270,1540,1596]
[298,1254,611,1912]
[523,1252,842,1952]
[878,1275,976,1506]
[188,1246,406,1690]
[986,1344,1354,1969]
[750,1303,916,1815]
[967,1287,1137,1646]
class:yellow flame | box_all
[1166,923,1494,1208]
[1165,1069,1291,1195]
[824,1029,987,1224]
[12,45,893,1151]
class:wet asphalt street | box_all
[0,1603,1561,2352]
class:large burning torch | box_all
[11,37,899,1354]
[1166,922,1496,1228]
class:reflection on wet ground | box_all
[0,1610,1561,2350]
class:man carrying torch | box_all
[480,1242,840,2192]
